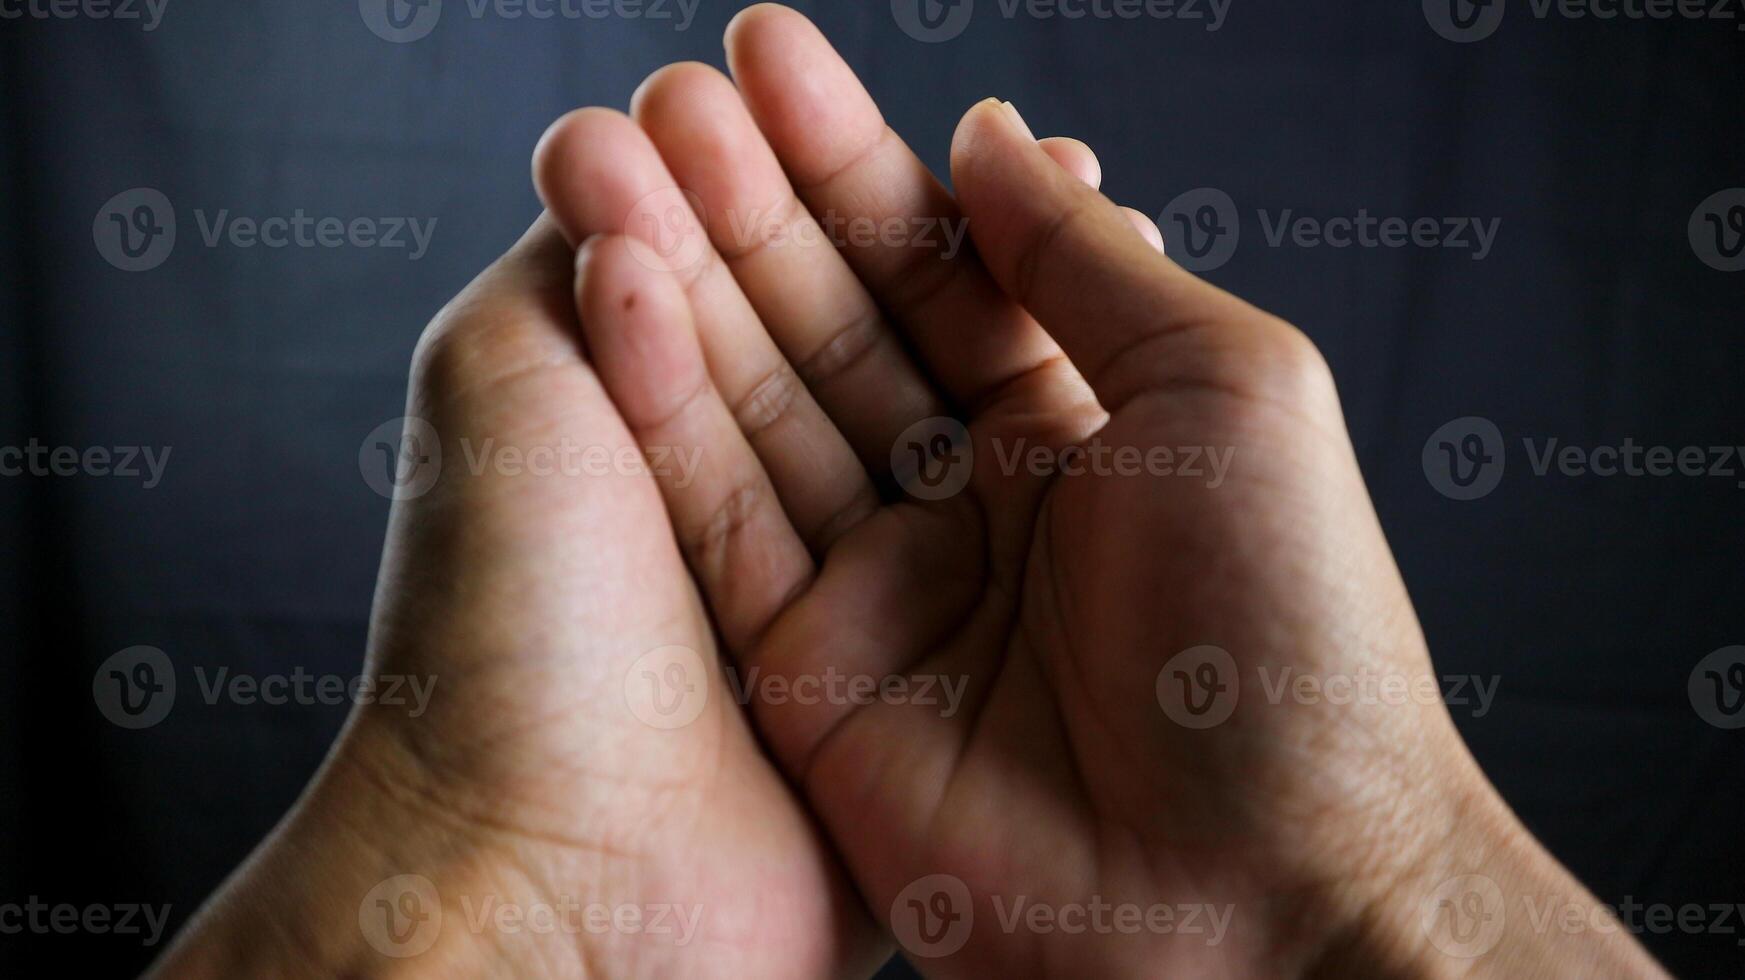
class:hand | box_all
[534,6,1666,977]
[146,217,887,978]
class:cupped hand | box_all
[533,6,1664,978]
[148,216,887,979]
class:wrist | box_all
[1306,756,1667,979]
[145,720,585,979]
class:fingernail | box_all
[999,100,1036,142]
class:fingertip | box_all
[1039,136,1101,189]
[725,2,813,65]
[629,60,726,122]
[1123,207,1166,252]
[950,98,1051,218]
[947,98,1007,176]
[533,107,640,243]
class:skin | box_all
[148,5,1666,978]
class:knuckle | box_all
[411,253,573,403]
[730,361,805,442]
[683,480,765,572]
[1243,316,1336,403]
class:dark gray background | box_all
[2,0,1742,975]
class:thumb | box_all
[950,99,1322,413]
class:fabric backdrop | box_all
[2,1,1741,974]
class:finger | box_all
[575,233,814,654]
[951,99,1302,413]
[1039,136,1100,188]
[535,108,879,552]
[630,62,949,473]
[725,4,1088,419]
[1122,206,1166,252]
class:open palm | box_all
[533,6,1495,977]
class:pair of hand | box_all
[151,5,1663,978]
